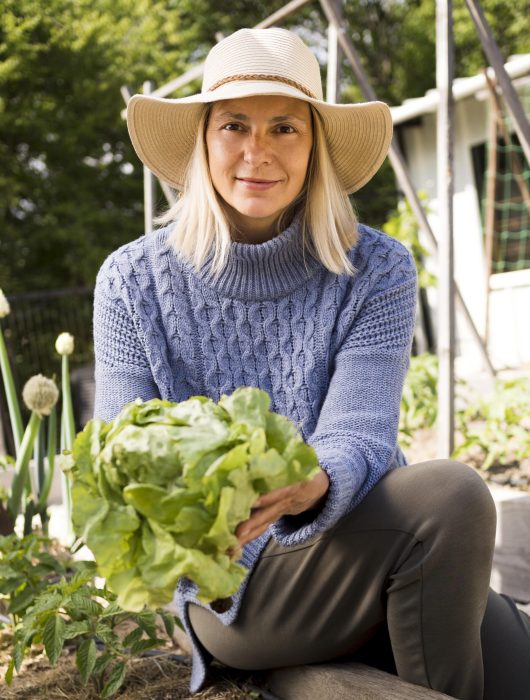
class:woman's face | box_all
[206,95,313,242]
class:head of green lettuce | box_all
[62,387,319,611]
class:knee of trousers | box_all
[403,459,497,546]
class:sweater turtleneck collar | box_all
[186,215,322,301]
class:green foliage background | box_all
[1,0,528,293]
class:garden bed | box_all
[0,630,264,699]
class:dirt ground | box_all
[0,634,265,699]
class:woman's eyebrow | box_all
[213,111,308,124]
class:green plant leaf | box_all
[101,661,127,698]
[129,638,164,656]
[136,612,157,639]
[95,623,120,648]
[25,590,63,616]
[13,641,24,673]
[63,621,91,639]
[93,651,112,677]
[8,586,37,614]
[43,614,66,665]
[70,593,103,617]
[5,657,15,686]
[0,563,18,578]
[99,601,123,619]
[122,626,144,648]
[159,610,175,638]
[76,638,97,685]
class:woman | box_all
[94,27,530,699]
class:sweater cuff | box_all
[271,447,365,547]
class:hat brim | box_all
[126,83,393,194]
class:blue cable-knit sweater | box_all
[93,216,417,692]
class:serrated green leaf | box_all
[99,601,123,619]
[76,638,97,685]
[129,638,164,655]
[63,621,91,639]
[8,586,37,614]
[136,612,157,639]
[101,661,127,698]
[159,611,175,638]
[25,590,63,616]
[70,593,103,616]
[122,626,144,648]
[43,614,66,665]
[93,652,112,677]
[95,623,120,648]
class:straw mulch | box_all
[0,631,263,700]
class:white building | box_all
[390,55,530,373]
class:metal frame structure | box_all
[121,0,530,456]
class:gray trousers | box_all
[189,460,530,700]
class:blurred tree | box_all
[0,0,292,293]
[0,0,528,295]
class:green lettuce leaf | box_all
[67,387,320,610]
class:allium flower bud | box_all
[55,332,75,356]
[22,374,59,416]
[0,289,10,318]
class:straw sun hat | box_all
[126,27,393,195]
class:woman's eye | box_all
[223,123,243,131]
[276,125,296,134]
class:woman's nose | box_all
[243,134,272,166]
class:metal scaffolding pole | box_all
[464,0,530,167]
[142,81,156,235]
[318,0,495,379]
[436,0,455,456]
[326,0,342,104]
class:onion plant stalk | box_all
[7,375,58,523]
[0,290,23,454]
[37,406,57,514]
[56,333,75,539]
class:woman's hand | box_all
[235,469,330,547]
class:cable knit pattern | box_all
[93,217,417,692]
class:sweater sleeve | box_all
[93,256,160,422]
[271,246,417,546]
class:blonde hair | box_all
[156,104,358,276]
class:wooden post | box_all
[464,0,530,167]
[318,0,496,378]
[483,70,498,346]
[142,81,156,235]
[484,73,530,213]
[436,0,455,457]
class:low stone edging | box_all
[489,485,530,602]
[265,661,454,699]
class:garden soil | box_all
[0,635,262,699]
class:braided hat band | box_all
[208,74,318,100]
[127,28,392,194]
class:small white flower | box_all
[55,332,74,356]
[0,289,10,318]
[22,374,59,416]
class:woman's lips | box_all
[236,177,279,191]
